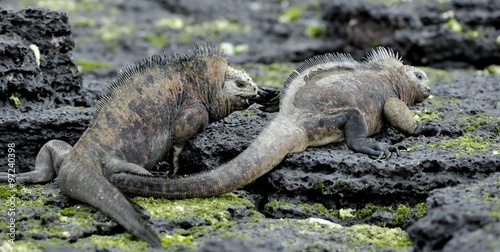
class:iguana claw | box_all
[372,145,399,160]
[414,124,452,137]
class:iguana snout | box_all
[224,66,259,109]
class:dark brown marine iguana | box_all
[0,44,259,247]
[110,47,446,200]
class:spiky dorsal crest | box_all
[88,43,225,129]
[284,52,359,89]
[363,47,402,63]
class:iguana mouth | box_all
[421,85,431,95]
[248,87,280,105]
[237,94,258,105]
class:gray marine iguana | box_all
[110,47,447,199]
[0,44,260,247]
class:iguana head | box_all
[363,47,431,105]
[404,65,431,103]
[223,66,258,110]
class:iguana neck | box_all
[387,67,418,106]
[190,58,233,122]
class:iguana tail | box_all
[110,116,308,199]
[57,156,162,248]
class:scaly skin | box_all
[0,44,259,247]
[109,47,446,200]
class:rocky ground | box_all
[0,0,499,251]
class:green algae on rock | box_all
[428,134,496,156]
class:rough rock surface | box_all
[322,0,500,68]
[408,173,500,252]
[0,7,84,111]
[0,0,499,251]
[0,7,89,171]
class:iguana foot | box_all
[414,124,452,137]
[0,140,71,184]
[349,138,402,159]
[371,145,408,160]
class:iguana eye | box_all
[235,80,246,88]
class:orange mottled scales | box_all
[0,43,260,247]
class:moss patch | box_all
[350,224,412,248]
[485,65,500,75]
[428,134,495,156]
[142,33,170,48]
[286,219,412,250]
[18,0,105,12]
[354,203,392,219]
[428,96,459,107]
[76,59,113,72]
[444,18,483,38]
[419,67,466,85]
[352,203,427,227]
[412,108,441,122]
[84,234,149,251]
[178,217,412,251]
[279,6,305,23]
[149,17,251,45]
[305,22,327,38]
[240,63,296,88]
[98,23,136,44]
[134,192,254,224]
[458,113,500,133]
[8,93,20,109]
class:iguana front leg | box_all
[384,97,445,136]
[0,140,71,184]
[171,103,209,175]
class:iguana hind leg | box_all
[342,109,400,159]
[303,108,399,159]
[0,140,72,184]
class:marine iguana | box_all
[0,44,259,247]
[110,47,446,200]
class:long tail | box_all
[110,116,307,199]
[57,157,162,247]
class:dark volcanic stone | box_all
[322,0,500,68]
[0,107,92,173]
[408,173,500,252]
[0,7,83,110]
